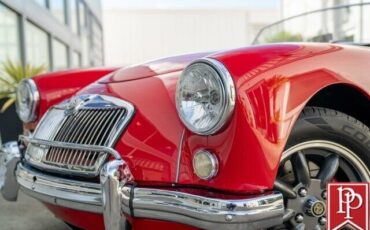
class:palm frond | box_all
[0,59,45,112]
[0,91,14,99]
[0,76,16,88]
[3,59,26,83]
[1,97,16,112]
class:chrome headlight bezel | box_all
[176,58,236,135]
[15,79,39,123]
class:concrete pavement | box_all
[0,191,68,230]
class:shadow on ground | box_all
[0,191,68,230]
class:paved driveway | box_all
[0,191,67,230]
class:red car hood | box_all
[99,51,214,83]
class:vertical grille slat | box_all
[50,110,85,164]
[94,110,119,146]
[88,110,110,145]
[81,151,90,166]
[100,109,124,146]
[63,110,95,164]
[72,110,101,166]
[79,110,105,145]
[104,110,126,145]
[88,152,98,167]
[41,106,127,175]
[68,110,93,143]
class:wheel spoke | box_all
[317,153,339,188]
[274,179,297,199]
[292,151,311,186]
[283,209,295,222]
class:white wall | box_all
[103,9,278,66]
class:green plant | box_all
[0,59,45,112]
[265,31,303,43]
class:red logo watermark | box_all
[328,183,369,230]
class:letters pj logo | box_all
[328,183,369,230]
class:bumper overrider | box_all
[1,136,285,230]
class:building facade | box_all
[104,8,278,66]
[0,0,103,70]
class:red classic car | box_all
[0,42,369,230]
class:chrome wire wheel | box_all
[274,140,370,230]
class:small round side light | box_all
[193,150,218,180]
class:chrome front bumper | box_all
[0,141,21,201]
[1,141,285,230]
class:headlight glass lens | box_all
[15,79,39,122]
[176,59,235,135]
[193,150,218,180]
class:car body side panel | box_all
[44,203,105,230]
[31,43,370,229]
[74,43,370,193]
[177,43,370,193]
[131,218,197,230]
[98,52,213,83]
[45,203,196,230]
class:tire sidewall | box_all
[286,108,370,167]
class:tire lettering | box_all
[342,125,354,135]
[342,125,369,148]
[354,132,366,142]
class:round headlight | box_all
[15,79,39,123]
[193,150,218,180]
[176,58,235,135]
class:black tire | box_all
[286,107,370,168]
[271,107,370,229]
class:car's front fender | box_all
[177,43,370,193]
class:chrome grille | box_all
[43,108,125,169]
[33,109,65,140]
[25,95,134,176]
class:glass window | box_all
[53,39,68,70]
[26,22,49,68]
[49,0,66,24]
[78,1,86,30]
[0,3,20,63]
[81,35,90,67]
[91,19,103,66]
[72,51,81,68]
[33,0,47,8]
[71,0,78,34]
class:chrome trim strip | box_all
[20,135,122,160]
[16,163,102,213]
[0,141,21,201]
[15,161,284,230]
[175,129,185,183]
[15,79,40,123]
[121,188,284,230]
